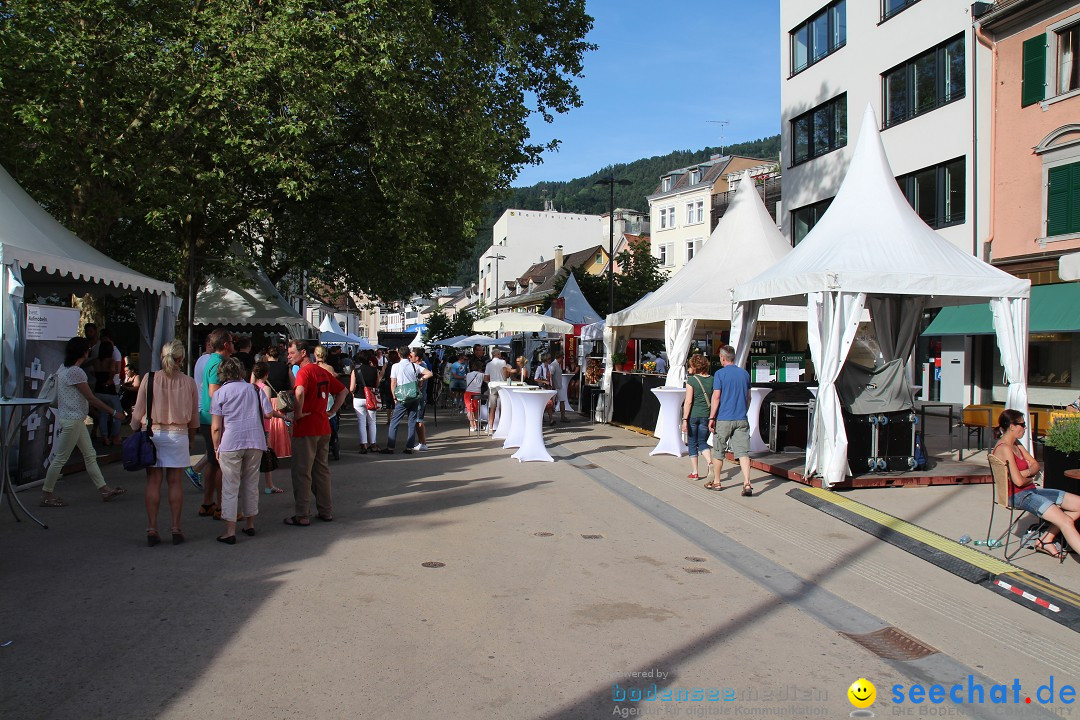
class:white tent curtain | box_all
[990,296,1031,451]
[663,317,697,387]
[805,290,867,486]
[137,291,181,372]
[868,295,925,364]
[1,262,25,397]
[729,299,762,368]
[599,324,629,423]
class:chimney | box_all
[554,245,564,271]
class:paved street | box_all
[1,410,1076,719]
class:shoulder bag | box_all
[393,363,422,407]
[357,365,380,410]
[251,384,278,472]
[122,372,157,471]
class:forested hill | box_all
[505,134,780,215]
[454,134,780,286]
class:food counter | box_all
[610,372,667,428]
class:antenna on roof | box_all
[706,120,729,155]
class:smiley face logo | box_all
[848,678,876,709]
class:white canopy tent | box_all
[317,314,355,345]
[473,312,573,335]
[195,268,315,340]
[1060,252,1080,281]
[544,272,603,325]
[0,163,177,396]
[733,105,1031,486]
[599,173,803,421]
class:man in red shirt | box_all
[285,339,348,526]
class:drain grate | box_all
[685,556,707,563]
[683,566,711,574]
[580,534,604,540]
[534,531,554,537]
[421,561,446,568]
[839,627,937,661]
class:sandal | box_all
[39,495,68,507]
[147,530,161,547]
[198,503,217,517]
[317,514,333,522]
[283,515,310,527]
[687,473,700,480]
[99,487,126,502]
[264,486,285,494]
[741,485,754,497]
[171,528,185,545]
[1034,539,1065,559]
[704,481,723,491]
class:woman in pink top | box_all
[252,361,285,494]
[130,340,200,546]
[993,408,1080,559]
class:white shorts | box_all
[152,428,191,468]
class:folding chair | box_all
[985,454,1068,563]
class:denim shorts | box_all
[1014,487,1066,516]
[686,417,710,457]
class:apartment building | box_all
[781,0,979,403]
[647,155,774,276]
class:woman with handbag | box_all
[350,349,381,453]
[39,336,127,509]
[252,361,286,493]
[682,353,715,485]
[130,340,199,545]
[210,357,274,544]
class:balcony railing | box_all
[711,176,782,232]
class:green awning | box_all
[923,283,1080,336]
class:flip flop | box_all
[40,496,68,507]
[283,515,310,527]
[100,487,126,502]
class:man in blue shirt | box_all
[708,345,754,496]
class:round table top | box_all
[1064,469,1080,480]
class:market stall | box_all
[601,171,805,437]
[195,267,316,341]
[733,105,1031,486]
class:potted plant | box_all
[611,351,629,371]
[1043,416,1080,493]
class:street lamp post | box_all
[594,176,632,316]
[486,253,506,314]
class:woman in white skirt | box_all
[130,340,200,546]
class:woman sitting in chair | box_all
[993,409,1080,559]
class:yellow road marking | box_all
[798,487,1017,574]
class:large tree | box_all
[0,0,593,314]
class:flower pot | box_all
[1042,446,1080,494]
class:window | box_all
[791,94,847,165]
[595,253,604,265]
[662,176,673,192]
[689,169,701,184]
[685,199,703,224]
[685,239,702,263]
[1027,334,1075,387]
[791,197,833,245]
[882,35,964,128]
[896,157,965,229]
[790,0,846,75]
[881,0,920,22]
[1059,25,1079,95]
[1047,161,1080,237]
[657,242,674,267]
[659,205,676,230]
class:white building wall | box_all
[649,186,711,276]
[479,209,606,306]
[780,0,978,255]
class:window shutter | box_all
[1046,163,1078,237]
[1021,34,1047,107]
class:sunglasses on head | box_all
[1015,421,1026,427]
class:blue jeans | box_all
[94,392,122,438]
[686,417,710,457]
[387,401,418,450]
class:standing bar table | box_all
[492,383,521,442]
[0,397,52,529]
[649,387,687,457]
[510,388,557,462]
[503,387,528,450]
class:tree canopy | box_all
[0,0,594,311]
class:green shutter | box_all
[1047,163,1079,237]
[1021,34,1047,107]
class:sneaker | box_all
[416,444,429,452]
[184,467,204,490]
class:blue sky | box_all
[514,0,781,187]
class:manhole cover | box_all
[683,566,711,574]
[685,556,707,563]
[421,561,446,568]
[534,531,554,537]
[839,627,937,661]
[581,534,604,539]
